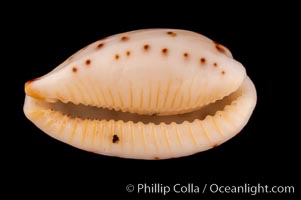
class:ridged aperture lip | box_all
[25,80,244,125]
[24,77,256,160]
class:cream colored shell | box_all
[24,29,257,159]
[25,29,245,115]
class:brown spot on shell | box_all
[154,157,160,160]
[72,67,77,73]
[166,31,176,37]
[213,144,218,148]
[143,44,149,51]
[221,70,226,75]
[115,54,120,60]
[126,51,131,57]
[162,48,168,55]
[112,134,119,143]
[200,57,206,64]
[85,59,91,65]
[214,42,226,54]
[120,36,129,41]
[97,43,104,49]
[183,52,189,59]
[213,62,218,67]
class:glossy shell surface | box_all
[24,29,257,159]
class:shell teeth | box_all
[23,76,256,159]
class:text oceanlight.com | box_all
[125,183,294,196]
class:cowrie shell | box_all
[24,29,256,159]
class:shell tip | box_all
[25,79,44,100]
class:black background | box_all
[5,3,298,199]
